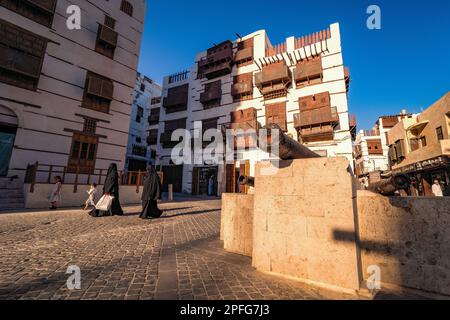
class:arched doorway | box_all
[0,105,18,177]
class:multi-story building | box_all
[387,92,450,196]
[354,111,412,183]
[152,23,355,196]
[0,0,146,208]
[125,73,161,172]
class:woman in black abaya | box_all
[139,165,163,219]
[89,163,124,217]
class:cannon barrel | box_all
[368,174,411,196]
[260,124,321,160]
[238,175,255,188]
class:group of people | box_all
[49,163,163,219]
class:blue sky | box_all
[138,0,450,130]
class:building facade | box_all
[150,23,355,196]
[125,73,161,172]
[354,111,412,183]
[0,0,146,181]
[387,93,450,196]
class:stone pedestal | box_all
[252,157,361,292]
[221,194,254,257]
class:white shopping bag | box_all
[95,194,114,211]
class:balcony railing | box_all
[294,107,339,128]
[24,162,150,194]
[297,124,335,143]
[235,47,253,64]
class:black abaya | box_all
[139,166,163,219]
[89,163,124,217]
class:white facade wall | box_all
[155,23,353,195]
[125,74,161,170]
[0,0,146,179]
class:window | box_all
[0,19,48,90]
[95,15,118,59]
[0,0,57,27]
[136,106,144,123]
[265,102,287,131]
[82,72,114,113]
[436,127,444,141]
[83,118,97,134]
[136,136,141,143]
[68,133,98,174]
[140,83,145,92]
[420,136,427,147]
[409,138,419,151]
[120,0,133,16]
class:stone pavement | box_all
[0,199,427,300]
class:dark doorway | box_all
[162,165,183,192]
[0,124,17,177]
[192,166,218,196]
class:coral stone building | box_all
[151,23,355,196]
[125,73,161,172]
[0,0,146,209]
[354,111,413,183]
[0,0,146,178]
[387,92,450,196]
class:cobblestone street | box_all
[0,199,419,300]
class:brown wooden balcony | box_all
[294,57,322,87]
[235,38,253,67]
[0,46,42,79]
[200,80,222,108]
[231,82,253,96]
[98,24,118,47]
[297,124,335,143]
[294,107,339,128]
[86,74,114,100]
[255,62,291,100]
[198,41,233,79]
[27,0,57,13]
[163,84,189,113]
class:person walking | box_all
[84,183,99,210]
[432,179,444,197]
[49,176,62,210]
[89,163,124,217]
[140,165,163,220]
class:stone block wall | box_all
[357,191,450,295]
[221,194,254,257]
[252,157,361,292]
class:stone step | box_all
[0,189,24,198]
[0,180,22,189]
[0,202,25,210]
[0,198,24,206]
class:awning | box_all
[407,120,429,133]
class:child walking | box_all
[49,176,62,210]
[84,183,98,210]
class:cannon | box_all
[260,123,321,160]
[238,124,321,189]
[238,175,254,188]
[367,174,411,196]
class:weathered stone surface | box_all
[253,157,361,292]
[358,191,450,296]
[221,194,254,257]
